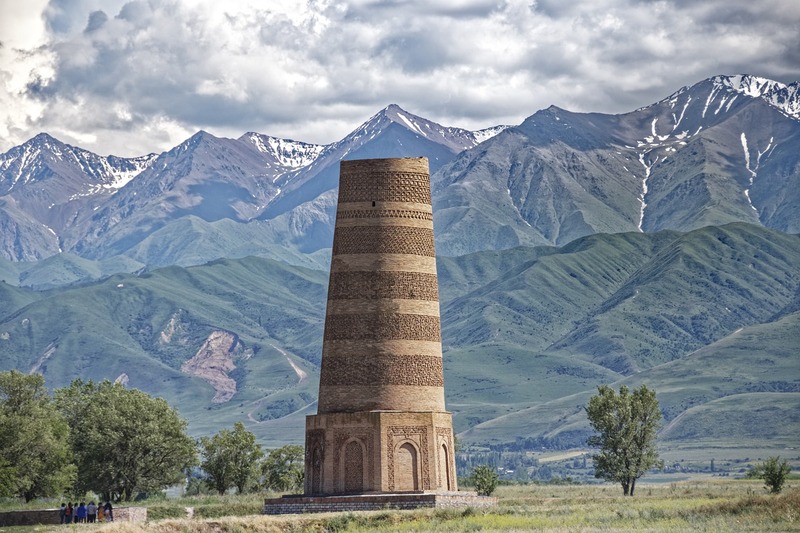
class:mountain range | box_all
[0,74,798,454]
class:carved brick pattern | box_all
[305,430,325,495]
[339,172,432,204]
[436,427,454,490]
[333,430,373,492]
[324,313,440,342]
[337,209,433,221]
[332,226,435,256]
[328,271,439,301]
[436,427,453,441]
[305,430,325,464]
[320,355,444,387]
[386,426,430,491]
[344,441,363,492]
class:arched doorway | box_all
[395,442,419,491]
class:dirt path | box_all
[245,345,310,423]
[271,343,308,384]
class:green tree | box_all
[55,379,197,501]
[260,444,304,493]
[470,465,499,496]
[585,384,663,496]
[200,422,264,495]
[0,371,75,501]
[760,456,791,494]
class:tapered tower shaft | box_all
[318,157,445,414]
[304,157,456,496]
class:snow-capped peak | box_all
[380,104,505,151]
[0,132,156,195]
[713,74,800,120]
[241,133,324,169]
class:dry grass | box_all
[7,480,799,532]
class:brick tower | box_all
[304,157,457,495]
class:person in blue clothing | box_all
[76,502,87,523]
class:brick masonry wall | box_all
[318,157,445,415]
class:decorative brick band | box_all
[337,201,433,213]
[328,271,439,301]
[337,209,433,221]
[338,172,432,204]
[320,354,444,386]
[323,314,441,342]
[332,226,435,256]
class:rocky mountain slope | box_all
[0,75,797,271]
[432,75,800,255]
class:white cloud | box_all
[0,0,798,156]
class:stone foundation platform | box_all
[263,491,496,515]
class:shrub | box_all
[761,456,791,494]
[471,465,499,496]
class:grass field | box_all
[2,478,797,532]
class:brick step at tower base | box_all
[263,492,497,514]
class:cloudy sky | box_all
[1,0,798,156]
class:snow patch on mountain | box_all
[714,75,800,120]
[637,152,657,231]
[105,154,159,189]
[474,125,510,143]
[740,131,777,217]
[242,133,324,169]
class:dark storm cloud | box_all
[377,31,455,73]
[84,10,108,33]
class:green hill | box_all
[1,223,797,451]
[460,312,800,447]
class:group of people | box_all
[58,501,113,524]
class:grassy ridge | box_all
[0,256,327,445]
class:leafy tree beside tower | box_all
[200,422,264,495]
[55,379,197,501]
[0,371,75,501]
[585,384,663,496]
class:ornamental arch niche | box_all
[395,441,420,491]
[439,443,452,490]
[341,438,366,493]
[310,446,323,495]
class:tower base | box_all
[304,411,456,496]
[263,491,497,515]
